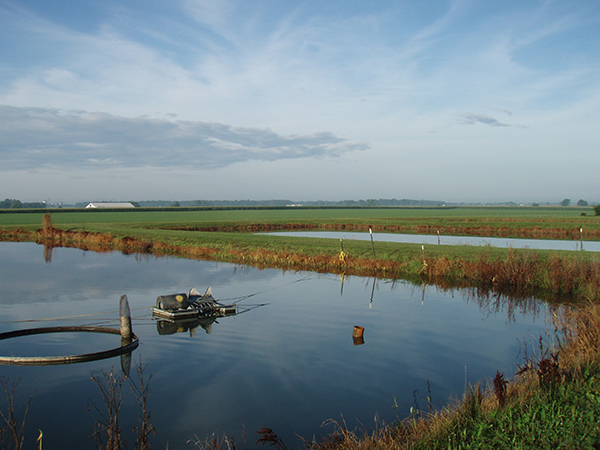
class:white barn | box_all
[86,202,135,209]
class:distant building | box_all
[86,202,135,209]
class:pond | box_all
[261,231,599,252]
[0,242,552,449]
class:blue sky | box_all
[1,0,599,203]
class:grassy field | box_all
[0,204,596,220]
[1,205,599,238]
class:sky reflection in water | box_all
[261,231,599,252]
[0,242,550,449]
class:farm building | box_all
[86,202,135,209]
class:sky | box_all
[1,0,599,204]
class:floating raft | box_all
[151,287,237,321]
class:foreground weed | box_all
[89,361,156,450]
[89,369,124,450]
[188,433,239,450]
[0,378,33,450]
[129,359,156,450]
[493,371,508,408]
[256,427,287,450]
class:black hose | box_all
[0,326,139,366]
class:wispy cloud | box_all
[457,113,512,127]
[0,105,368,170]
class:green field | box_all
[0,205,597,231]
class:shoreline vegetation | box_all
[2,206,600,448]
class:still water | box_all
[0,242,550,449]
[261,231,599,252]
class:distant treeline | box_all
[130,198,446,208]
[0,198,46,209]
[5,197,595,210]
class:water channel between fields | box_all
[260,231,599,252]
[0,242,552,449]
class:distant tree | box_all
[594,204,600,216]
[171,201,180,207]
[1,198,23,208]
[23,202,46,209]
[577,199,588,207]
[532,202,540,207]
[560,198,571,207]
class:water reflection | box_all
[0,242,553,449]
[156,317,217,336]
[43,241,53,263]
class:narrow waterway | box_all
[261,231,597,252]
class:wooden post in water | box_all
[120,294,133,377]
[120,294,132,339]
[369,227,376,259]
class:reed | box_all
[88,360,155,450]
[0,378,32,450]
[89,369,124,450]
[129,359,155,450]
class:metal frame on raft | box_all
[0,295,139,366]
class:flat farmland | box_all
[0,205,598,235]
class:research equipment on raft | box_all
[152,287,237,325]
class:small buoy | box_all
[352,326,365,346]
